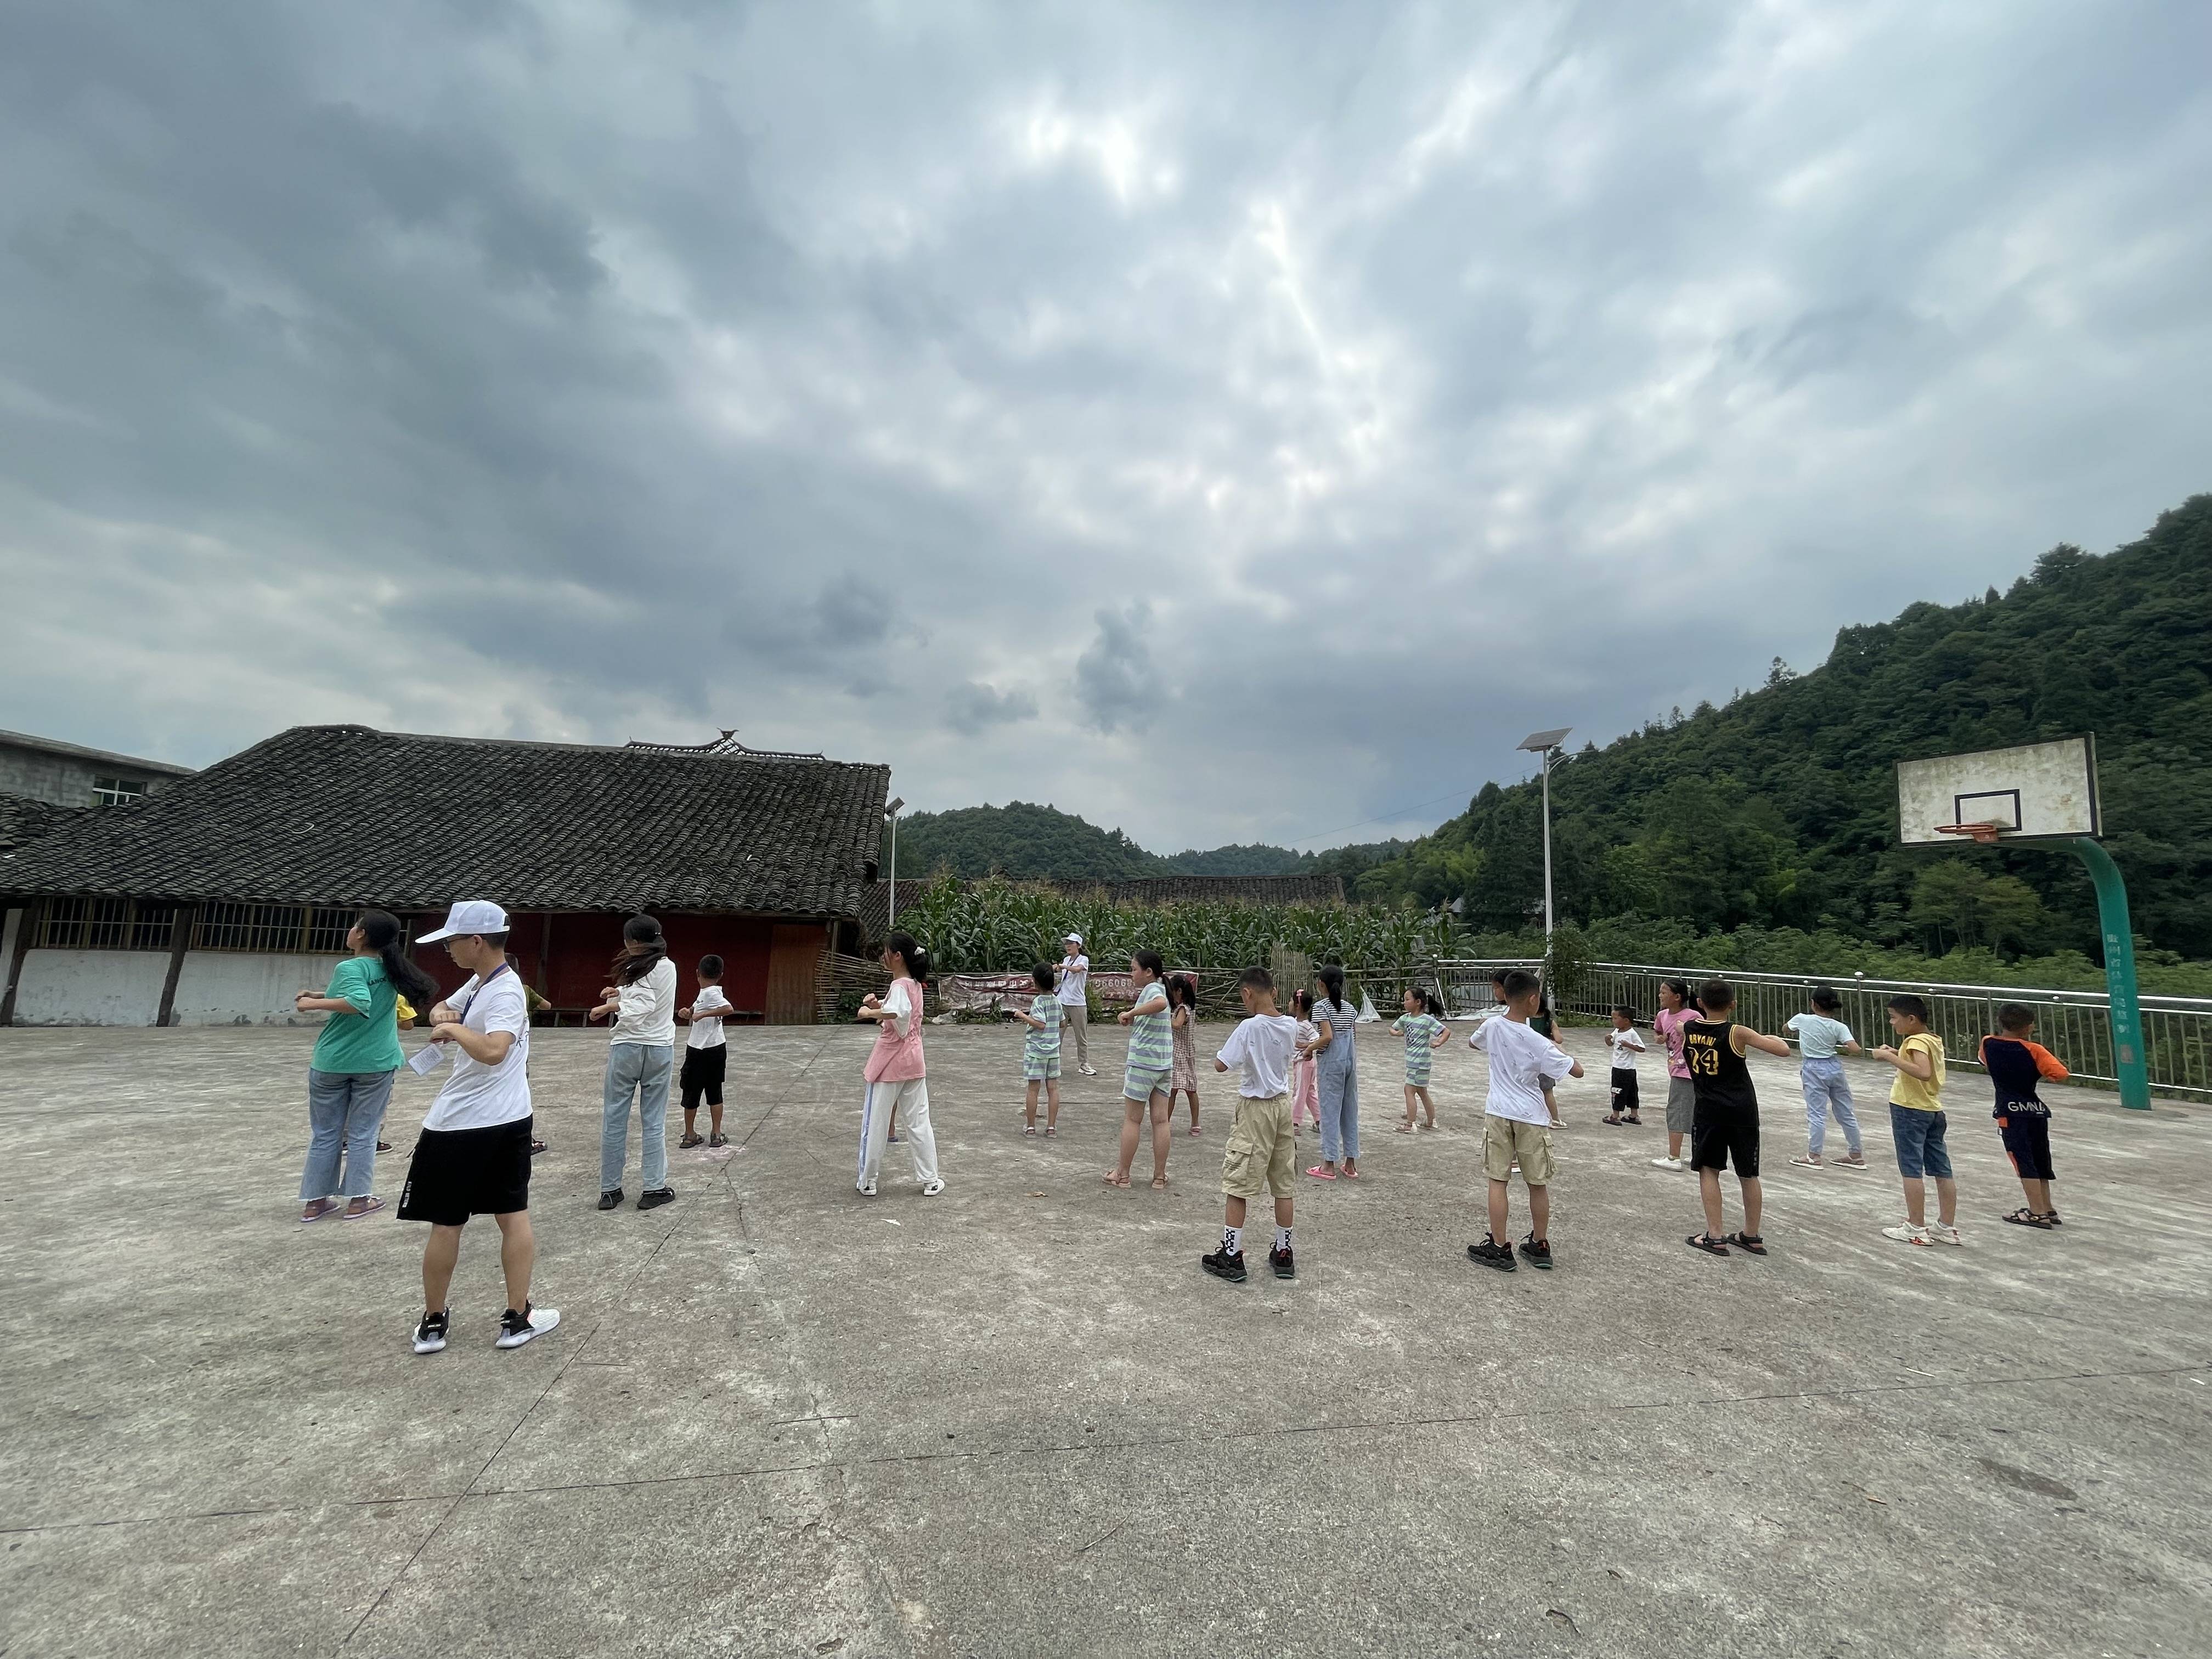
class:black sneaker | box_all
[1466,1237,1517,1272]
[495,1304,561,1350]
[1268,1245,1296,1279]
[411,1308,450,1355]
[1517,1234,1554,1269]
[1201,1248,1248,1282]
[637,1187,676,1211]
[597,1188,624,1210]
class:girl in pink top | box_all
[1650,976,1700,1172]
[855,933,944,1197]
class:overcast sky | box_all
[3,2,2207,853]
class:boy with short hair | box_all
[1982,1003,2069,1229]
[1009,962,1064,1136]
[676,954,734,1150]
[1201,967,1302,1283]
[1874,994,1960,1246]
[1465,968,1582,1272]
[1682,980,1793,1257]
[399,900,559,1355]
[1602,1006,1645,1125]
[1786,985,1866,1170]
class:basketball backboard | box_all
[1896,736,2100,846]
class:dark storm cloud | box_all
[2,1,2208,849]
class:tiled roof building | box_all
[0,725,889,1028]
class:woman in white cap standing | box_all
[1057,933,1094,1076]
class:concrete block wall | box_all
[9,949,349,1026]
[0,739,188,806]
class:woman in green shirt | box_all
[295,910,439,1222]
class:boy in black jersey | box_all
[1981,1003,2069,1228]
[1682,979,1792,1257]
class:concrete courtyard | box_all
[3,1017,2209,1658]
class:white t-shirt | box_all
[424,968,533,1131]
[1056,953,1089,1007]
[1218,1012,1300,1098]
[1470,1014,1575,1126]
[687,984,733,1050]
[1786,1012,1855,1059]
[1606,1026,1646,1071]
[611,956,678,1047]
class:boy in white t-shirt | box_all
[1201,967,1304,1284]
[677,953,736,1150]
[1466,969,1582,1272]
[1602,1005,1646,1126]
[397,900,559,1356]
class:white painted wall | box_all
[9,948,350,1026]
[172,951,351,1026]
[12,949,170,1025]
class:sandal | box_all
[1305,1165,1338,1181]
[1150,1176,1169,1191]
[679,1133,705,1149]
[1043,1127,1057,1138]
[1395,1124,1415,1134]
[1342,1165,1360,1180]
[343,1196,387,1220]
[1624,1115,1641,1125]
[1725,1231,1767,1255]
[2041,1211,2063,1226]
[1024,1126,1038,1137]
[709,1133,726,1149]
[2002,1207,2053,1229]
[1685,1232,1731,1256]
[1103,1171,1130,1188]
[1601,1114,1623,1126]
[1789,1155,1823,1169]
[530,1138,548,1155]
[300,1198,340,1223]
[375,1140,392,1153]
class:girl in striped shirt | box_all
[1108,949,1174,1189]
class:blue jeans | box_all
[1317,1046,1359,1164]
[1801,1058,1861,1156]
[300,1068,397,1199]
[1889,1104,1953,1180]
[601,1042,674,1192]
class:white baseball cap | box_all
[1064,932,1083,946]
[417,899,510,942]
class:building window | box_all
[92,777,148,807]
[195,904,356,953]
[36,897,176,951]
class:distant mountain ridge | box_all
[885,801,1404,888]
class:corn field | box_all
[897,875,1461,979]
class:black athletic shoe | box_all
[1268,1245,1296,1279]
[1517,1234,1554,1269]
[597,1188,624,1210]
[1466,1237,1517,1272]
[495,1304,561,1350]
[1201,1248,1248,1282]
[411,1308,449,1355]
[637,1187,676,1211]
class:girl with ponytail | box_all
[1302,963,1362,1180]
[590,914,680,1210]
[294,909,438,1222]
[855,933,944,1197]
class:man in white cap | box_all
[397,900,559,1355]
[1057,933,1094,1076]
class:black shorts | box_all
[1996,1111,2055,1182]
[1690,1099,1760,1177]
[680,1045,727,1109]
[397,1116,533,1226]
[1610,1069,1640,1114]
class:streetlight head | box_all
[1517,727,1572,753]
[885,796,905,816]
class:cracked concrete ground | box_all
[3,1018,2209,1658]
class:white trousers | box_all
[856,1076,939,1190]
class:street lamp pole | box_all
[884,795,905,930]
[1517,727,1573,956]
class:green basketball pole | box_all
[2072,837,2152,1111]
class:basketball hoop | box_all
[1932,822,2007,845]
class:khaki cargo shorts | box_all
[1483,1115,1555,1186]
[1220,1093,1297,1200]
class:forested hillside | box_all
[1358,495,2212,961]
[887,802,1404,885]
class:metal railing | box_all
[1429,958,2212,1103]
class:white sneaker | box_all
[1650,1155,1684,1171]
[921,1178,945,1197]
[1882,1222,1931,1246]
[1079,1064,1097,1076]
[857,1179,877,1197]
[494,1305,560,1350]
[1927,1223,1963,1247]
